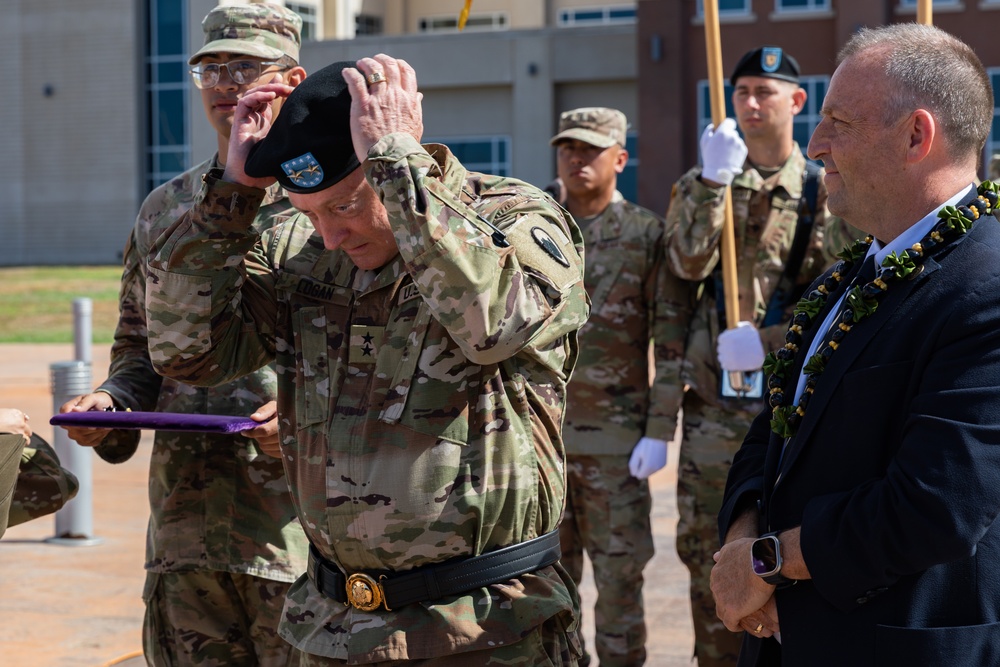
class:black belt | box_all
[307,530,561,612]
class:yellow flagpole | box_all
[458,0,473,30]
[917,0,933,25]
[703,0,748,392]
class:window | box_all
[286,2,319,41]
[775,0,830,11]
[898,0,961,6]
[419,13,508,33]
[696,75,830,161]
[356,14,382,36]
[423,136,511,177]
[696,0,753,18]
[557,5,637,26]
[984,68,1000,180]
[145,0,189,193]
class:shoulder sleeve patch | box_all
[505,214,581,292]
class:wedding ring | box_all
[754,623,763,634]
[365,71,386,86]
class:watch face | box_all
[751,535,780,577]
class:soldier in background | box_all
[143,54,589,665]
[553,107,689,666]
[664,46,856,666]
[0,408,78,537]
[58,5,309,665]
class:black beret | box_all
[730,46,800,86]
[244,60,360,194]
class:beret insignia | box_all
[281,152,324,189]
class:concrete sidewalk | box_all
[0,343,697,666]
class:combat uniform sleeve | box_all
[7,434,79,529]
[664,168,728,282]
[0,433,25,539]
[646,220,694,441]
[90,226,164,463]
[364,134,588,366]
[145,172,279,386]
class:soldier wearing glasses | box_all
[58,4,308,665]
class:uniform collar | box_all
[731,143,806,198]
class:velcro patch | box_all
[349,325,383,364]
[505,215,580,292]
[398,283,421,305]
[281,152,324,189]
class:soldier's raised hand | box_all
[223,82,296,189]
[342,54,423,164]
[717,321,765,372]
[700,118,748,187]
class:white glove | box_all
[629,437,668,479]
[717,321,766,372]
[700,118,748,186]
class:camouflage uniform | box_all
[95,155,308,666]
[8,434,79,529]
[561,192,689,666]
[665,146,853,666]
[0,433,25,538]
[145,135,590,664]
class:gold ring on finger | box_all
[754,623,763,634]
[365,71,386,86]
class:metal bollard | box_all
[46,297,102,546]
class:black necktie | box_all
[854,255,878,288]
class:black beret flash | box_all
[730,46,800,86]
[244,60,360,194]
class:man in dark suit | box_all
[710,23,1000,667]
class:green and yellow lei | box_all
[765,180,1000,439]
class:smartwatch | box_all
[750,531,795,588]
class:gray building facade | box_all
[1,0,638,266]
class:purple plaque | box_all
[50,411,261,433]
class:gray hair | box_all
[838,23,992,160]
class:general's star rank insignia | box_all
[281,152,324,189]
[349,325,383,365]
[531,226,571,267]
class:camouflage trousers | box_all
[286,612,581,666]
[143,569,294,666]
[677,393,761,667]
[560,453,654,667]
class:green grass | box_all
[0,266,122,343]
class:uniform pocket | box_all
[378,302,470,446]
[293,306,334,429]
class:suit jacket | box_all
[719,209,1000,666]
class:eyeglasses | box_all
[189,60,289,89]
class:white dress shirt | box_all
[791,184,975,405]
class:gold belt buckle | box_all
[345,572,391,611]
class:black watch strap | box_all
[753,531,797,588]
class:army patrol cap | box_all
[730,46,800,86]
[244,61,360,194]
[549,107,628,149]
[188,3,303,65]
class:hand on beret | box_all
[342,54,424,164]
[700,118,747,187]
[223,82,297,188]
